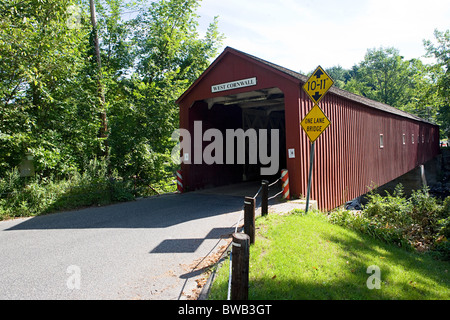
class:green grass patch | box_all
[209,211,450,300]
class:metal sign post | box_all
[305,141,315,214]
[301,66,334,214]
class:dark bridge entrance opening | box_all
[188,87,286,190]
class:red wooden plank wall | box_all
[301,92,439,211]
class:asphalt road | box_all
[0,192,245,300]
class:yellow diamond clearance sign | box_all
[302,66,334,105]
[300,104,330,142]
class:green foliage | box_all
[325,33,449,133]
[328,208,369,233]
[364,184,413,227]
[424,29,450,139]
[349,47,414,109]
[432,197,450,259]
[0,0,222,217]
[324,65,352,89]
[0,158,175,220]
[96,0,223,180]
[0,167,69,218]
[329,185,450,260]
[104,0,223,179]
[0,0,101,177]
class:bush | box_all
[432,197,450,260]
[328,208,369,232]
[410,187,442,228]
[329,184,450,259]
[0,170,70,219]
[0,159,129,220]
[329,206,410,248]
[45,160,135,211]
[0,156,177,220]
[364,184,413,227]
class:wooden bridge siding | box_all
[178,47,440,211]
[303,92,440,211]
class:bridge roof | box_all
[178,46,435,126]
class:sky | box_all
[196,0,450,73]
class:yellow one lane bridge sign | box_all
[300,104,331,143]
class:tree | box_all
[325,65,351,89]
[344,47,414,109]
[0,0,224,182]
[0,0,100,176]
[89,0,108,155]
[338,46,443,126]
[401,58,440,124]
[424,29,450,139]
[99,0,224,180]
[322,35,447,139]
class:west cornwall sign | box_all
[211,77,257,93]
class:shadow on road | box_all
[5,193,244,231]
[149,227,234,253]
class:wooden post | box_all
[261,180,269,216]
[244,196,255,244]
[231,232,250,300]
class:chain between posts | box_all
[227,176,283,300]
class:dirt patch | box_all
[180,238,232,300]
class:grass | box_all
[209,211,450,300]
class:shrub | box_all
[108,177,134,202]
[409,186,441,228]
[0,170,70,219]
[329,185,450,259]
[0,156,175,220]
[364,184,413,227]
[328,208,369,232]
[432,197,450,260]
[0,159,131,220]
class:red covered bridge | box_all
[176,47,440,211]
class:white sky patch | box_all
[197,0,450,73]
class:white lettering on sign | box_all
[211,77,257,93]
